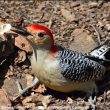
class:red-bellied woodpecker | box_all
[12,24,110,109]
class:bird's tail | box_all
[89,39,110,61]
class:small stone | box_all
[106,24,110,31]
[61,8,76,22]
[71,1,80,7]
[69,29,98,53]
[97,96,103,102]
[67,97,73,104]
[98,20,105,28]
[98,1,104,7]
[89,2,98,8]
[107,90,110,99]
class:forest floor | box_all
[0,1,110,110]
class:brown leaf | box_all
[34,84,47,94]
[0,21,4,25]
[15,35,32,53]
[2,79,19,98]
[41,95,52,107]
[14,50,26,63]
[89,1,98,8]
[107,90,110,99]
[23,94,52,108]
[67,97,73,104]
[61,8,76,22]
[106,24,110,31]
[0,89,11,107]
[26,74,34,86]
[12,16,24,27]
[5,69,14,78]
[22,96,36,108]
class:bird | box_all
[12,24,110,109]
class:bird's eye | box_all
[38,32,45,38]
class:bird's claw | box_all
[88,96,96,110]
[13,77,39,101]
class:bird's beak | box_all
[11,26,45,44]
[11,26,32,36]
[11,26,37,44]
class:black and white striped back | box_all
[57,48,106,82]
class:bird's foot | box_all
[85,86,97,110]
[88,95,96,110]
[13,77,39,101]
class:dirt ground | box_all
[0,0,110,110]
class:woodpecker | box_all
[12,24,110,109]
[24,24,110,92]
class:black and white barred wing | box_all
[58,49,106,82]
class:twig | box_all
[91,25,101,45]
[48,9,54,29]
[13,77,39,101]
[48,17,53,29]
[31,13,44,23]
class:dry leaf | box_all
[15,50,26,63]
[0,89,11,107]
[89,1,98,8]
[61,8,76,22]
[0,22,4,25]
[41,95,52,107]
[67,97,73,104]
[106,24,110,31]
[23,94,52,108]
[15,35,32,53]
[34,84,47,94]
[5,70,14,78]
[107,90,110,99]
[26,74,34,86]
[22,96,36,109]
[0,24,12,35]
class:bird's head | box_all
[25,24,57,53]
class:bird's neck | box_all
[51,43,57,53]
[32,41,57,56]
[37,49,50,58]
[32,46,58,64]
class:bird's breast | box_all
[31,50,66,86]
[30,50,97,93]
